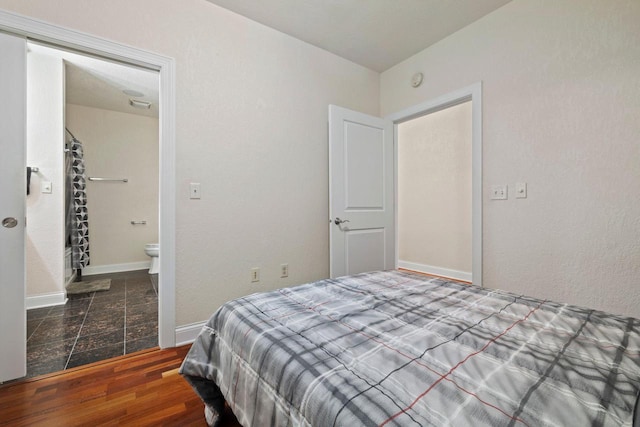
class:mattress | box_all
[180,270,640,426]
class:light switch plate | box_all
[490,185,507,200]
[189,183,201,199]
[516,182,527,199]
[41,181,52,194]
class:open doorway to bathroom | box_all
[25,42,160,378]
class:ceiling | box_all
[28,42,159,118]
[207,0,512,72]
[26,2,512,114]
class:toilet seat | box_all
[144,243,159,274]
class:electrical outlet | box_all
[250,268,260,283]
[490,185,508,200]
[280,263,289,278]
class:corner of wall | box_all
[26,51,66,297]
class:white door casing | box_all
[0,32,27,382]
[388,82,483,287]
[329,105,394,278]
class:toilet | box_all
[144,243,159,274]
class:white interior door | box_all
[329,105,394,278]
[0,32,27,382]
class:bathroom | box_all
[24,42,160,377]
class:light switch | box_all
[490,185,507,200]
[189,183,201,199]
[41,181,52,194]
[516,182,527,199]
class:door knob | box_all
[334,217,350,225]
[2,217,18,228]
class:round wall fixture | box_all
[411,72,423,88]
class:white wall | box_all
[66,103,159,271]
[0,0,380,326]
[398,101,471,278]
[25,51,65,299]
[382,0,640,318]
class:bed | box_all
[180,270,640,426]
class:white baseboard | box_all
[26,292,67,310]
[398,260,472,283]
[175,321,206,346]
[83,261,150,276]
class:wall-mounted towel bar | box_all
[130,220,147,225]
[88,177,128,183]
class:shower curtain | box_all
[66,136,90,270]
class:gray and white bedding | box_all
[180,270,640,426]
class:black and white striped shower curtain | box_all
[68,138,90,269]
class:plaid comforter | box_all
[180,270,640,426]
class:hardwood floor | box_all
[0,345,242,426]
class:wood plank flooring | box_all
[0,345,242,426]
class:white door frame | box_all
[386,82,482,287]
[0,10,177,348]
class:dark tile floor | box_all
[26,270,158,378]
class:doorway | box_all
[388,83,482,286]
[0,9,176,383]
[24,42,160,377]
[397,101,472,282]
[327,84,482,284]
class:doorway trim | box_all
[0,10,177,347]
[386,82,482,287]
